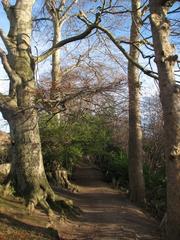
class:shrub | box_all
[144,163,166,219]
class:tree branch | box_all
[161,0,176,8]
[0,28,15,52]
[61,0,78,19]
[38,78,125,114]
[76,13,158,80]
[1,0,10,14]
[0,48,21,95]
[33,17,52,22]
[35,22,96,63]
[96,25,158,80]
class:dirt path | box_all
[58,163,162,240]
[0,163,162,240]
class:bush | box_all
[39,115,83,174]
[144,164,166,219]
[39,113,128,185]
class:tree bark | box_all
[52,20,62,91]
[1,0,55,210]
[128,0,145,205]
[149,1,180,239]
[46,2,65,121]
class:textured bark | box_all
[128,0,145,205]
[46,1,69,121]
[52,20,62,91]
[149,1,180,239]
[50,12,63,121]
[46,1,78,92]
[1,0,55,210]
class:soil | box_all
[0,162,162,240]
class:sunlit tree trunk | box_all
[149,1,180,239]
[46,1,68,121]
[52,20,62,90]
[1,0,54,210]
[128,0,145,205]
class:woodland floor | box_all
[0,162,162,240]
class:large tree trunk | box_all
[128,0,145,205]
[7,110,54,202]
[1,0,55,210]
[149,1,180,239]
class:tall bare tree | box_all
[149,0,180,239]
[45,0,78,91]
[128,0,145,205]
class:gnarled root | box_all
[54,169,78,192]
[48,195,81,219]
[27,178,55,217]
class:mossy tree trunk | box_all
[0,0,55,209]
[128,0,145,205]
[0,0,95,209]
[149,0,180,239]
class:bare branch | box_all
[33,17,52,22]
[61,0,78,19]
[36,22,96,63]
[45,0,58,18]
[1,0,10,14]
[168,6,180,14]
[96,25,158,80]
[39,78,125,115]
[63,54,82,75]
[161,0,177,8]
[0,48,21,95]
[0,28,15,52]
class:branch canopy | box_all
[36,23,96,63]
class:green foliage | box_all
[39,113,128,188]
[97,147,128,188]
[40,112,166,220]
[39,115,83,173]
[144,164,166,219]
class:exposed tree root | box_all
[47,162,78,192]
[1,170,80,221]
[51,168,78,192]
[48,194,82,219]
[27,177,56,217]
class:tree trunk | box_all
[52,20,62,91]
[149,1,180,239]
[1,0,55,210]
[46,3,64,122]
[7,110,54,201]
[128,0,145,205]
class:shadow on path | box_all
[57,163,162,240]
